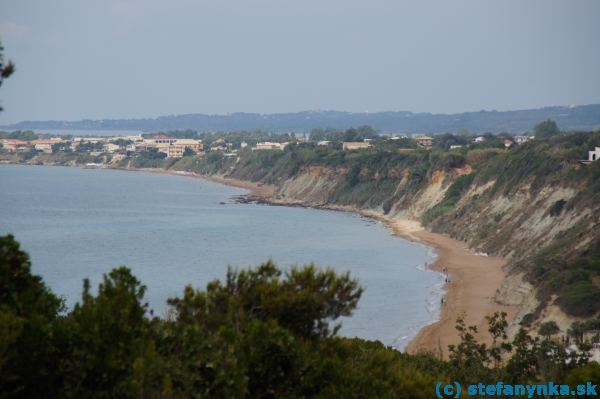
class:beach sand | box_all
[171,172,517,355]
[391,220,517,355]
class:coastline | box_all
[2,163,516,353]
[177,171,517,354]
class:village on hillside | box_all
[1,128,599,167]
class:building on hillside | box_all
[240,141,248,149]
[390,134,408,140]
[104,143,121,153]
[143,135,177,145]
[504,139,514,148]
[449,144,463,150]
[514,135,532,145]
[31,140,57,153]
[317,140,331,146]
[472,136,485,143]
[1,139,30,152]
[150,139,204,158]
[168,139,204,158]
[342,141,371,151]
[588,147,600,162]
[73,137,105,144]
[254,142,288,151]
[414,135,433,148]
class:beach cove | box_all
[202,173,517,354]
[0,164,448,350]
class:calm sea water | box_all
[0,164,442,349]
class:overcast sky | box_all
[0,0,599,123]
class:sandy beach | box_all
[136,169,517,355]
[400,225,517,355]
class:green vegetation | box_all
[538,321,560,339]
[0,40,15,112]
[532,246,600,317]
[534,119,561,139]
[0,130,38,141]
[1,235,598,398]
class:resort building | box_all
[143,135,178,145]
[104,143,121,153]
[414,135,433,148]
[342,142,371,151]
[1,139,30,152]
[152,139,204,158]
[31,140,57,153]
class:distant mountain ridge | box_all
[3,104,600,134]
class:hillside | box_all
[181,131,600,334]
[2,130,599,339]
[4,104,600,133]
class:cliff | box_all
[2,132,599,335]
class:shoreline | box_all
[174,171,517,354]
[2,162,516,353]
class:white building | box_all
[104,143,121,153]
[414,135,433,148]
[514,135,533,145]
[254,142,288,151]
[589,147,600,162]
[342,142,371,151]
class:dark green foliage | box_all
[0,40,15,112]
[0,235,63,398]
[182,147,195,157]
[58,267,155,398]
[0,130,38,141]
[534,119,560,138]
[532,247,600,317]
[168,261,362,340]
[309,126,378,143]
[1,235,598,398]
[549,199,567,217]
[520,313,534,327]
[555,282,600,317]
[538,321,560,339]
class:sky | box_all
[0,0,599,124]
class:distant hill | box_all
[3,104,600,134]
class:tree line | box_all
[1,235,598,398]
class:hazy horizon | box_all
[1,0,599,124]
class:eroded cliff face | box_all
[271,163,597,262]
[261,161,599,333]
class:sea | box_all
[0,164,443,349]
